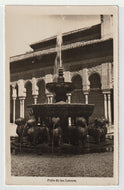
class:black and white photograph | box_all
[5,6,118,186]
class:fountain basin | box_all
[46,82,74,93]
[46,82,74,102]
[28,103,94,119]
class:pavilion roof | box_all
[10,37,112,63]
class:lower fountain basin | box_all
[28,103,94,119]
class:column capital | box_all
[17,79,26,98]
[11,85,17,99]
[33,95,38,98]
[102,89,111,94]
[12,97,16,101]
[108,93,111,100]
[46,93,54,98]
[11,84,16,88]
[66,93,71,96]
[19,97,26,101]
[103,93,107,100]
[83,90,89,95]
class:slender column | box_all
[46,94,53,104]
[50,95,53,104]
[66,93,71,103]
[17,79,26,118]
[108,93,112,125]
[12,98,16,123]
[84,92,89,104]
[46,94,50,104]
[66,93,71,126]
[20,99,22,118]
[12,85,17,123]
[85,94,88,104]
[19,97,25,118]
[33,95,38,104]
[104,93,108,119]
[48,97,50,104]
[22,99,25,118]
[68,118,71,127]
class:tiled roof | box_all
[10,37,112,63]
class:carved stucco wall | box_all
[88,63,113,90]
[10,62,113,120]
[10,62,113,98]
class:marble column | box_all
[46,94,53,104]
[66,93,71,104]
[103,93,108,119]
[12,85,17,123]
[50,95,53,104]
[108,93,112,125]
[103,90,112,126]
[33,95,38,104]
[84,91,89,104]
[66,93,71,126]
[82,68,90,104]
[19,97,25,118]
[12,97,16,123]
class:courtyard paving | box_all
[11,152,113,177]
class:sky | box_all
[5,6,101,57]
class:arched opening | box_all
[89,73,104,120]
[71,74,85,103]
[24,81,33,119]
[37,80,46,103]
[89,73,101,90]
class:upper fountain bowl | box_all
[46,67,74,102]
[46,82,74,94]
[46,82,74,102]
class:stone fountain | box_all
[28,33,94,143]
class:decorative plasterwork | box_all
[32,78,39,96]
[17,79,26,98]
[88,65,102,78]
[10,62,113,98]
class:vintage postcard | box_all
[5,5,118,186]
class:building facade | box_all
[10,15,114,126]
